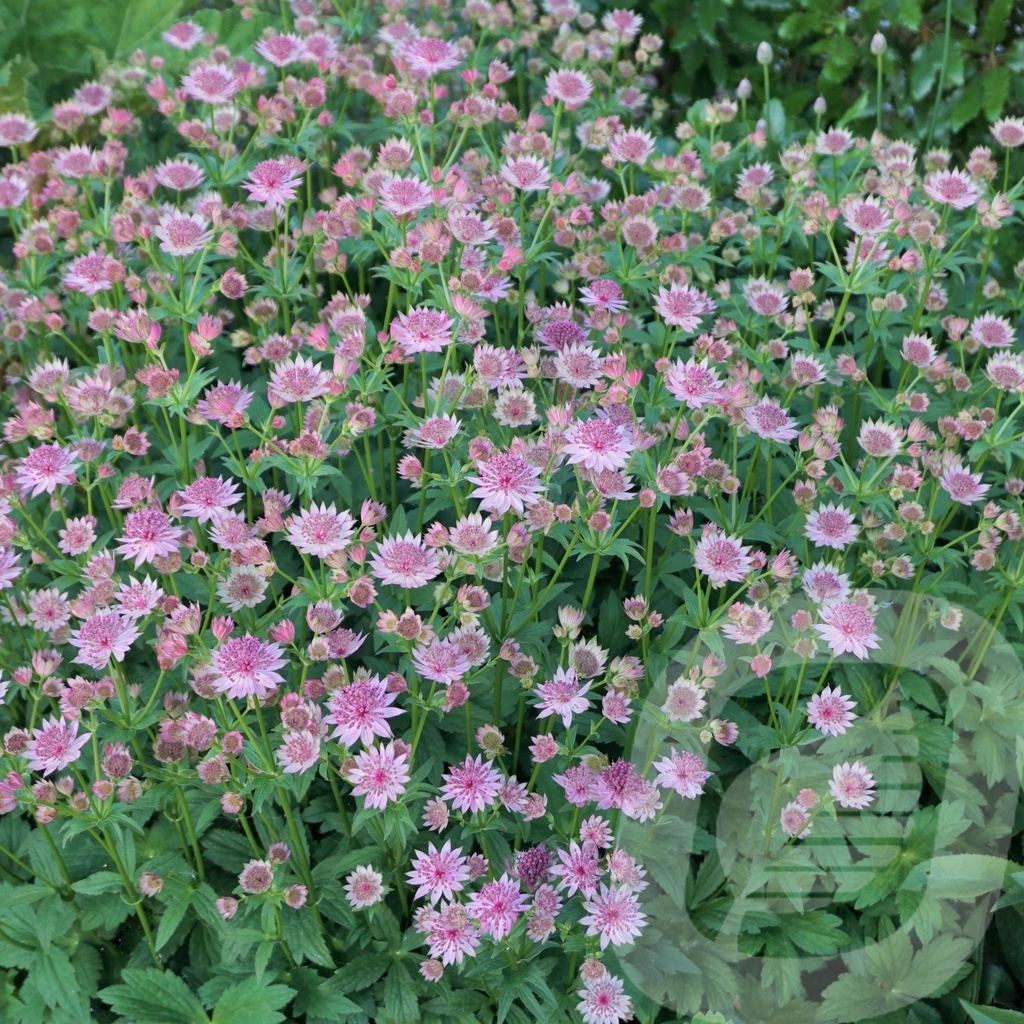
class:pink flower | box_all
[469,452,545,515]
[551,841,603,898]
[286,503,356,558]
[407,841,471,904]
[653,749,711,799]
[162,22,204,51]
[177,475,242,523]
[275,730,321,774]
[154,211,212,256]
[661,679,706,722]
[327,676,403,747]
[424,902,480,965]
[802,563,851,605]
[396,36,462,76]
[16,444,78,497]
[195,381,253,427]
[412,640,470,685]
[378,175,434,216]
[804,503,859,550]
[534,667,591,728]
[239,859,274,894]
[467,875,528,941]
[653,283,715,332]
[25,718,91,777]
[181,63,239,103]
[805,685,857,736]
[546,69,593,107]
[741,399,799,442]
[255,33,307,67]
[814,601,880,659]
[500,157,551,192]
[939,462,989,505]
[268,355,332,404]
[370,532,442,589]
[116,510,182,567]
[968,313,1015,349]
[390,307,455,354]
[69,612,141,669]
[780,801,812,838]
[693,528,754,588]
[243,158,307,208]
[663,358,725,409]
[210,635,287,700]
[154,158,205,191]
[563,418,634,473]
[579,279,628,312]
[0,113,38,146]
[992,117,1024,149]
[349,742,411,809]
[829,761,876,809]
[441,755,503,814]
[577,973,633,1024]
[923,168,980,209]
[580,884,647,949]
[345,865,386,908]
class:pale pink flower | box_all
[829,761,876,809]
[577,973,633,1024]
[663,358,726,409]
[469,452,545,515]
[780,801,812,838]
[116,510,182,567]
[815,601,880,659]
[448,513,500,557]
[195,381,254,427]
[407,841,471,904]
[0,113,37,146]
[815,127,854,156]
[805,503,859,550]
[923,168,980,209]
[327,676,402,748]
[653,749,711,799]
[967,313,1014,349]
[608,128,655,164]
[857,419,903,457]
[806,685,857,736]
[580,885,647,949]
[441,755,503,814]
[239,859,274,894]
[275,730,320,774]
[216,566,267,612]
[939,462,989,505]
[662,679,706,722]
[243,158,307,208]
[286,503,356,557]
[349,742,411,809]
[801,563,851,605]
[546,69,593,107]
[579,279,628,312]
[842,196,891,236]
[210,635,287,700]
[378,175,433,216]
[370,532,441,588]
[534,667,591,728]
[467,875,528,941]
[693,529,754,588]
[154,211,212,256]
[424,902,480,965]
[181,63,239,104]
[162,22,204,51]
[16,444,78,497]
[741,399,799,442]
[255,33,307,67]
[69,612,140,669]
[563,418,634,473]
[153,158,206,191]
[63,252,121,295]
[177,475,242,523]
[397,36,462,76]
[390,307,455,354]
[25,718,91,777]
[992,117,1024,149]
[653,283,715,331]
[500,157,551,192]
[268,355,332,404]
[0,548,21,590]
[345,865,386,908]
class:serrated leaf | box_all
[962,1002,1024,1024]
[383,963,420,1024]
[778,911,849,955]
[156,888,193,951]
[211,981,295,1024]
[98,968,209,1024]
[904,854,1018,900]
[71,871,124,896]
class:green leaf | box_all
[211,981,296,1024]
[903,854,1019,900]
[382,963,420,1024]
[322,952,390,995]
[778,911,849,955]
[961,1002,1024,1024]
[983,66,1010,122]
[950,77,985,131]
[98,968,209,1024]
[70,871,123,896]
[155,887,193,951]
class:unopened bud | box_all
[870,32,887,56]
[756,42,773,66]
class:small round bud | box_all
[870,32,887,55]
[737,77,752,100]
[756,42,773,66]
[813,96,827,116]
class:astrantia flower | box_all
[815,127,854,156]
[162,21,204,50]
[580,884,647,949]
[378,175,434,216]
[441,755,503,814]
[857,419,903,457]
[662,679,706,722]
[397,35,462,76]
[663,358,726,409]
[815,601,880,659]
[424,902,480,965]
[327,676,402,748]
[181,62,239,104]
[741,399,799,442]
[286,503,356,558]
[829,761,875,809]
[469,452,545,515]
[268,355,332,404]
[500,157,551,192]
[0,113,38,146]
[370,532,441,588]
[653,283,715,332]
[276,730,320,774]
[255,33,307,67]
[802,563,851,605]
[243,158,307,208]
[923,168,980,209]
[546,68,593,107]
[654,749,712,798]
[216,565,268,612]
[116,577,164,619]
[63,252,121,295]
[780,801,812,838]
[448,513,500,557]
[967,313,1015,350]
[693,529,754,588]
[805,503,859,550]
[195,381,253,427]
[939,462,989,505]
[608,128,656,165]
[806,685,857,736]
[577,973,633,1024]
[992,116,1024,149]
[407,415,460,449]
[25,718,90,777]
[349,742,410,809]
[69,612,141,669]
[534,667,590,728]
[210,635,287,700]
[0,548,21,590]
[154,211,212,256]
[842,196,891,236]
[743,277,789,317]
[563,418,634,472]
[467,875,528,941]
[238,860,274,894]
[579,279,628,311]
[16,444,78,497]
[177,476,242,523]
[345,865,386,908]
[390,307,455,354]
[116,510,182,567]
[407,841,471,904]
[153,158,205,191]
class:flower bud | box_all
[813,96,827,116]
[870,32,886,56]
[756,42,773,66]
[737,77,752,100]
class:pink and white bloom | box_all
[441,755,503,814]
[923,168,980,210]
[16,444,78,497]
[286,503,356,557]
[243,158,307,208]
[177,475,242,523]
[467,875,529,941]
[829,761,876,809]
[580,884,647,949]
[653,749,712,799]
[370,532,442,588]
[693,528,755,588]
[407,841,471,904]
[805,685,857,736]
[814,601,880,659]
[577,973,633,1024]
[349,742,411,809]
[741,399,799,442]
[327,676,403,748]
[563,418,634,473]
[345,866,386,908]
[469,452,545,515]
[805,503,859,550]
[534,668,591,728]
[69,612,141,669]
[210,635,287,700]
[116,510,182,567]
[653,283,715,332]
[25,718,91,777]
